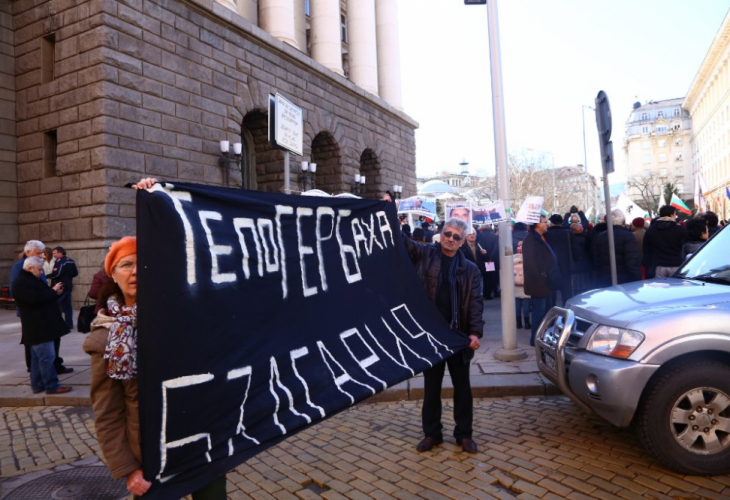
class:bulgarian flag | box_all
[670,193,692,215]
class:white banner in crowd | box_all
[515,196,545,224]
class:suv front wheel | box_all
[636,359,730,476]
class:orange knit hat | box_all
[105,237,137,276]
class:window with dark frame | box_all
[341,14,347,43]
[43,130,57,178]
[41,33,55,84]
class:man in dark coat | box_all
[522,215,558,346]
[643,205,687,278]
[48,246,78,329]
[9,240,73,375]
[476,225,500,299]
[421,221,434,243]
[592,209,642,288]
[585,213,607,259]
[544,214,580,305]
[402,217,484,454]
[569,223,593,296]
[12,257,72,395]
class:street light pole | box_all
[485,0,526,362]
[581,105,594,215]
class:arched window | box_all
[359,148,381,198]
[311,132,343,193]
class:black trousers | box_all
[482,271,499,298]
[422,354,473,441]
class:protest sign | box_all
[515,196,545,224]
[135,183,468,499]
[397,197,437,218]
[473,200,508,224]
[444,201,472,226]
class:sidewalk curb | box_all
[0,375,560,408]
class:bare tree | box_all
[466,152,592,215]
[627,176,660,217]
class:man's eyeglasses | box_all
[442,231,463,242]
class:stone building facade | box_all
[683,7,730,219]
[623,98,693,213]
[2,0,418,305]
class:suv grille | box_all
[568,317,594,348]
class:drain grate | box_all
[4,466,127,500]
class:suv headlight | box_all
[586,326,644,358]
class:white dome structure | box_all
[418,180,454,196]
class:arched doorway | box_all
[311,132,343,193]
[240,110,284,192]
[359,148,381,199]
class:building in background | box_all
[684,8,730,220]
[416,163,601,220]
[552,165,602,220]
[623,98,694,215]
[0,0,417,300]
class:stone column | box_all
[347,0,379,95]
[259,0,300,50]
[237,0,259,24]
[215,0,238,12]
[294,0,307,55]
[375,0,403,109]
[310,0,344,75]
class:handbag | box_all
[77,294,97,334]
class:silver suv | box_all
[536,224,730,476]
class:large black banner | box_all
[136,183,469,498]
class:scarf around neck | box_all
[104,296,137,380]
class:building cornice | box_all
[683,8,730,110]
[186,0,419,129]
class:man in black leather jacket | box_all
[401,217,484,454]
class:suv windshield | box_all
[676,225,730,284]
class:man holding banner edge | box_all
[402,217,484,454]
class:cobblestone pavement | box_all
[2,396,730,500]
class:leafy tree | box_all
[662,182,680,206]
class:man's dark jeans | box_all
[422,355,472,441]
[57,289,73,329]
[530,296,552,345]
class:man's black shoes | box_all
[457,437,478,454]
[56,366,74,374]
[416,436,443,452]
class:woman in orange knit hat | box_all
[83,177,226,499]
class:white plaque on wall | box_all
[273,93,303,156]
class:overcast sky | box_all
[398,0,730,183]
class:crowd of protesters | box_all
[397,202,726,348]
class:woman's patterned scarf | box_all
[103,296,137,380]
